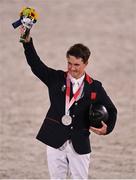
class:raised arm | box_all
[20,26,57,86]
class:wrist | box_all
[25,36,31,43]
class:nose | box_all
[70,65,76,71]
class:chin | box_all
[69,71,79,79]
[71,74,78,78]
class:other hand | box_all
[89,121,107,135]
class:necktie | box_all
[72,81,79,94]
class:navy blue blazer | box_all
[23,39,117,154]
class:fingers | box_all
[19,25,25,35]
[101,121,107,127]
[90,121,107,135]
[90,127,103,135]
[89,126,100,135]
[19,25,31,43]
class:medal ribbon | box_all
[65,76,84,115]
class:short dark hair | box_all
[66,43,91,63]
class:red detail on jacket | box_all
[91,92,97,100]
[85,73,93,84]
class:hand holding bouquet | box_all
[12,7,38,42]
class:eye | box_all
[74,64,80,67]
[68,62,72,65]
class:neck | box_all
[68,72,85,80]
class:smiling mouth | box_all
[70,71,77,73]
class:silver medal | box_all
[61,115,72,126]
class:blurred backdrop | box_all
[0,0,136,179]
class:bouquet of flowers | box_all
[12,7,38,42]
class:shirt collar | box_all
[64,71,93,84]
[68,73,85,86]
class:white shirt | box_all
[68,73,85,94]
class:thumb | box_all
[101,121,107,127]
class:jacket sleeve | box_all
[96,81,117,134]
[23,38,57,86]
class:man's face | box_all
[67,55,88,79]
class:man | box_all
[20,27,117,179]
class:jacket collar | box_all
[85,73,93,84]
